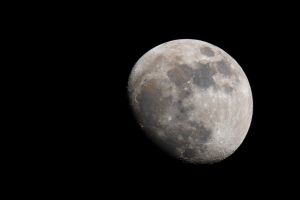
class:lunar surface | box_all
[128,39,253,164]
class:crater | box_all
[223,84,234,93]
[174,100,192,121]
[199,145,208,153]
[182,148,196,159]
[198,124,212,143]
[200,46,215,57]
[192,63,216,89]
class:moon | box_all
[128,39,253,164]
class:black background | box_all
[10,2,299,197]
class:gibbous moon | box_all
[128,39,253,164]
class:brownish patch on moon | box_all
[131,55,165,88]
[136,79,172,130]
[167,64,193,88]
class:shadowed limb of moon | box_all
[128,39,253,164]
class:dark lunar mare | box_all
[200,46,215,57]
[188,121,212,143]
[193,63,216,89]
[167,64,193,88]
[164,62,216,161]
[215,60,232,77]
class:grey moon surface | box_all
[128,39,253,164]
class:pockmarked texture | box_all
[128,39,253,164]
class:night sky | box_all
[13,2,299,197]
